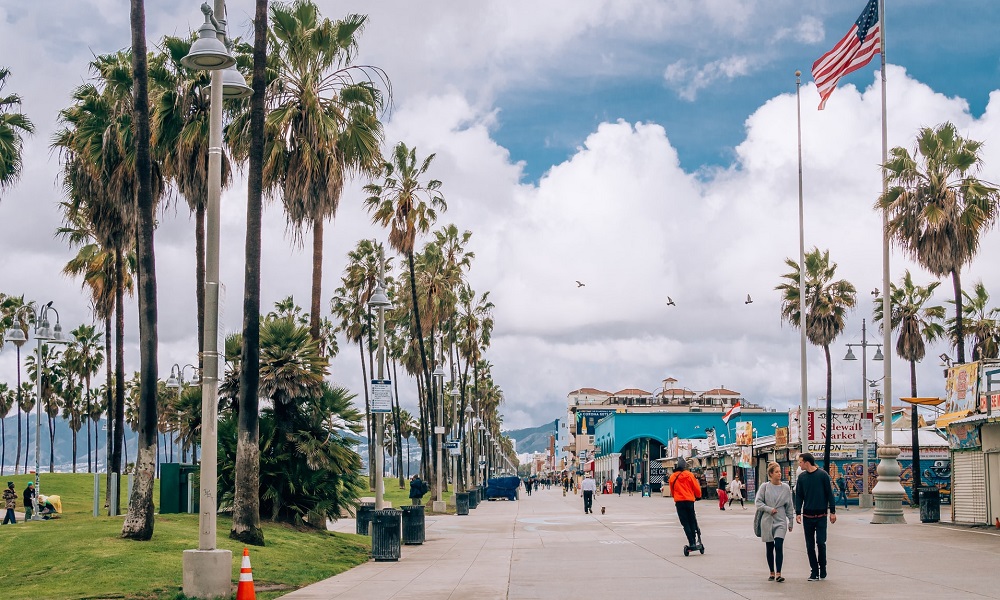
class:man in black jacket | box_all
[794,453,837,581]
[409,475,427,506]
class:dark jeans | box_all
[765,538,785,573]
[838,489,848,507]
[2,508,15,525]
[803,516,829,575]
[583,490,593,513]
[675,500,699,546]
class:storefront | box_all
[948,415,1000,525]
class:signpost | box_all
[371,379,392,413]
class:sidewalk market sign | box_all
[806,410,873,444]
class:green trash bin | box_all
[159,463,199,514]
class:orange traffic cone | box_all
[236,547,256,600]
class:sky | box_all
[2,1,1000,431]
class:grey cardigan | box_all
[754,481,794,543]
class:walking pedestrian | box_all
[728,474,745,509]
[408,475,428,506]
[755,462,794,582]
[794,453,837,581]
[2,482,17,525]
[718,472,729,510]
[668,458,702,551]
[581,472,596,514]
[836,476,848,509]
[616,474,623,496]
[23,482,35,521]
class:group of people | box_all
[664,452,836,582]
[2,481,38,524]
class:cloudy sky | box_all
[2,1,1000,431]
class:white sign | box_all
[861,419,874,442]
[371,379,392,413]
[807,410,873,444]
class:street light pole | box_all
[432,363,445,512]
[368,267,391,510]
[844,318,883,509]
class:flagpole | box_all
[796,70,809,456]
[872,0,905,524]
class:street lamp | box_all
[179,1,247,595]
[3,302,68,520]
[367,276,391,510]
[464,405,474,491]
[449,384,460,492]
[843,317,883,509]
[166,364,200,462]
[432,363,446,511]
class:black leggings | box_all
[765,538,784,573]
[728,494,744,507]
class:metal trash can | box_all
[401,505,425,545]
[371,509,402,561]
[919,487,940,523]
[456,492,470,515]
[356,501,376,535]
[468,488,479,510]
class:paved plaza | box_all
[284,487,1000,599]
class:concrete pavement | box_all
[283,487,999,599]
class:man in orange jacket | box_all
[668,457,702,551]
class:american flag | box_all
[812,0,881,110]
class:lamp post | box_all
[367,276,391,510]
[464,405,474,491]
[449,385,460,492]
[3,302,68,520]
[179,2,250,596]
[432,363,446,512]
[165,364,200,463]
[844,318,883,509]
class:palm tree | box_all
[25,341,63,473]
[878,122,1000,364]
[874,270,945,503]
[364,142,446,489]
[457,284,493,488]
[0,383,13,475]
[777,247,857,471]
[17,381,35,474]
[0,67,35,197]
[265,0,387,341]
[947,281,1000,361]
[150,36,233,373]
[396,408,416,479]
[70,324,104,473]
[0,295,32,474]
[229,0,270,547]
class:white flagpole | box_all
[872,0,905,524]
[796,71,809,454]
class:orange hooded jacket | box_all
[668,469,701,502]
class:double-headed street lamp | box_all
[179,2,250,597]
[367,276,391,510]
[844,317,883,509]
[165,363,200,462]
[3,301,68,520]
[432,363,446,511]
[464,405,474,490]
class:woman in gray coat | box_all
[755,462,794,582]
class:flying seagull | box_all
[745,294,753,305]
[871,288,880,298]
[666,296,676,306]
[576,280,586,288]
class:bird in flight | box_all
[666,296,676,306]
[871,288,880,298]
[576,280,586,288]
[745,294,753,305]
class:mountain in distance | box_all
[506,421,558,455]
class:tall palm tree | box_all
[0,67,35,197]
[150,36,233,373]
[70,324,104,473]
[947,281,1000,361]
[878,122,1000,364]
[365,142,446,489]
[0,295,32,474]
[0,383,13,475]
[17,381,35,474]
[229,0,271,547]
[266,0,387,341]
[457,284,493,487]
[874,270,945,502]
[777,247,857,471]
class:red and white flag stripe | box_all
[722,402,742,424]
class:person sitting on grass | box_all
[38,494,62,519]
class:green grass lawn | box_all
[0,473,370,599]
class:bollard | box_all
[401,505,425,545]
[371,509,402,561]
[187,477,195,513]
[93,473,100,517]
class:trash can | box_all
[401,505,425,545]
[468,488,479,510]
[456,492,470,515]
[159,463,199,514]
[356,502,376,535]
[919,487,940,523]
[371,509,402,561]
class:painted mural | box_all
[826,457,951,505]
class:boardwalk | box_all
[284,487,999,599]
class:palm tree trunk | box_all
[15,345,21,475]
[72,425,78,473]
[1,418,5,476]
[104,312,113,510]
[86,375,92,473]
[406,251,435,482]
[230,0,268,547]
[823,344,833,472]
[309,216,323,341]
[111,246,126,516]
[48,411,55,472]
[195,202,206,373]
[392,358,404,488]
[122,3,160,539]
[416,377,426,479]
[952,269,965,363]
[910,358,922,505]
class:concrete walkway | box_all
[283,487,1000,599]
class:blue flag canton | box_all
[855,0,880,41]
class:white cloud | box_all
[774,16,825,45]
[664,55,758,101]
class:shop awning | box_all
[900,397,946,406]
[935,410,973,429]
